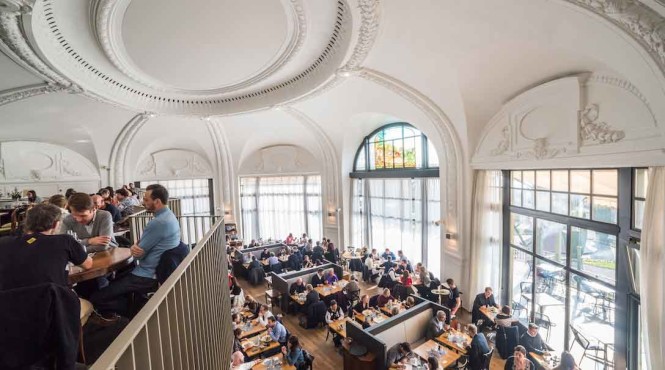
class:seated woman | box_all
[282,336,305,368]
[302,255,315,269]
[495,305,513,328]
[553,351,579,370]
[404,296,416,309]
[354,294,371,313]
[244,295,260,316]
[377,288,396,307]
[504,345,535,370]
[257,304,274,326]
[401,271,413,287]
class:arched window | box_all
[353,123,439,172]
[350,122,441,276]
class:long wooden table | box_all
[530,352,553,369]
[68,247,133,284]
[251,355,296,370]
[479,306,499,323]
[380,302,406,316]
[328,317,350,338]
[238,321,267,339]
[353,308,389,326]
[412,340,461,369]
[241,332,279,359]
[315,280,347,297]
[434,330,472,354]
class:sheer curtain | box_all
[240,177,258,241]
[351,179,365,248]
[258,176,306,240]
[306,176,322,242]
[468,170,503,307]
[426,178,441,277]
[640,167,665,369]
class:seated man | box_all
[426,310,450,340]
[267,316,288,346]
[90,184,180,316]
[495,305,514,328]
[92,194,121,223]
[260,248,271,260]
[463,324,491,370]
[397,250,409,263]
[324,269,339,285]
[353,294,370,313]
[312,242,325,263]
[381,248,396,261]
[520,323,550,365]
[311,268,325,287]
[386,342,412,368]
[325,299,345,347]
[472,286,500,326]
[444,278,462,317]
[115,188,140,216]
[248,255,261,270]
[267,252,280,266]
[290,278,306,295]
[304,284,320,308]
[376,288,396,307]
[343,276,360,299]
[61,192,118,252]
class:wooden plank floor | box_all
[236,276,506,370]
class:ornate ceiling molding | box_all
[0,0,35,14]
[91,0,309,95]
[584,72,657,121]
[341,0,381,71]
[280,106,341,214]
[0,11,71,85]
[580,103,626,143]
[355,67,465,257]
[0,82,80,106]
[563,0,665,76]
[205,118,236,214]
[108,112,153,187]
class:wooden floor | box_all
[236,275,507,370]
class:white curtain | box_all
[305,176,322,242]
[640,167,665,370]
[240,177,258,241]
[258,176,306,240]
[468,170,503,307]
[426,178,441,277]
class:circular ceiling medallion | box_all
[121,0,289,91]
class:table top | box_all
[68,247,133,285]
[381,302,406,316]
[290,294,306,305]
[479,306,499,322]
[238,321,267,339]
[315,281,347,297]
[435,330,471,354]
[354,308,389,326]
[342,251,363,259]
[328,317,349,338]
[251,356,296,370]
[535,294,564,312]
[431,288,450,296]
[529,352,553,370]
[412,340,462,369]
[241,332,279,359]
[262,256,289,266]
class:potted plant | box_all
[10,188,22,201]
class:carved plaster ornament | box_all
[580,104,625,144]
[515,138,561,160]
[0,0,35,14]
[138,156,156,176]
[191,157,210,174]
[490,126,510,155]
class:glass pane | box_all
[404,137,417,168]
[634,200,645,230]
[551,170,568,192]
[570,274,615,364]
[355,146,366,171]
[510,213,533,251]
[536,170,550,190]
[523,190,535,209]
[536,191,550,212]
[534,259,566,353]
[571,227,617,284]
[369,141,377,170]
[592,196,618,224]
[512,171,522,188]
[571,170,591,194]
[552,193,568,215]
[523,171,535,189]
[393,139,404,168]
[593,169,618,196]
[536,219,567,264]
[627,244,640,294]
[569,194,591,219]
[385,140,395,169]
[635,168,648,199]
[511,248,533,324]
[427,139,438,168]
[511,189,522,207]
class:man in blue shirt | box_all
[267,316,288,345]
[91,184,180,315]
[381,248,396,261]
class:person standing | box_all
[90,184,180,315]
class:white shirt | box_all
[258,310,274,326]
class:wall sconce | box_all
[224,210,231,215]
[445,233,454,240]
[327,211,334,217]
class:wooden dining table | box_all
[68,247,133,285]
[315,281,347,297]
[328,317,350,338]
[435,330,472,354]
[238,321,268,339]
[479,306,499,323]
[241,332,280,359]
[530,352,553,369]
[251,355,296,370]
[412,339,462,369]
[353,308,389,326]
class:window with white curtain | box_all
[351,122,440,273]
[140,178,212,215]
[240,175,322,242]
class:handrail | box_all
[91,218,232,369]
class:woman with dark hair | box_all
[504,345,534,370]
[553,351,578,370]
[281,335,304,368]
[65,188,76,199]
[401,270,413,287]
[232,328,243,354]
[427,356,440,370]
[26,190,42,204]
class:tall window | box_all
[139,178,213,215]
[351,123,440,275]
[240,175,322,242]
[505,168,643,369]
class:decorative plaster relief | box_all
[135,149,213,180]
[515,137,563,160]
[239,145,320,175]
[490,126,511,155]
[580,104,626,144]
[108,113,152,187]
[341,0,381,71]
[0,141,99,182]
[0,0,35,14]
[0,83,82,107]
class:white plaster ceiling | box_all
[121,0,288,90]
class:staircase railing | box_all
[90,218,232,369]
[128,212,219,246]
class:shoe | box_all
[87,312,121,327]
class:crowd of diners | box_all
[0,183,185,368]
[227,234,581,370]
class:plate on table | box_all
[362,310,373,316]
[261,335,272,343]
[263,358,273,366]
[373,316,385,323]
[242,341,254,349]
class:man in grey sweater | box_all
[61,192,118,251]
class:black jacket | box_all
[290,282,306,295]
[0,283,80,370]
[311,273,325,287]
[305,290,320,307]
[472,293,497,323]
